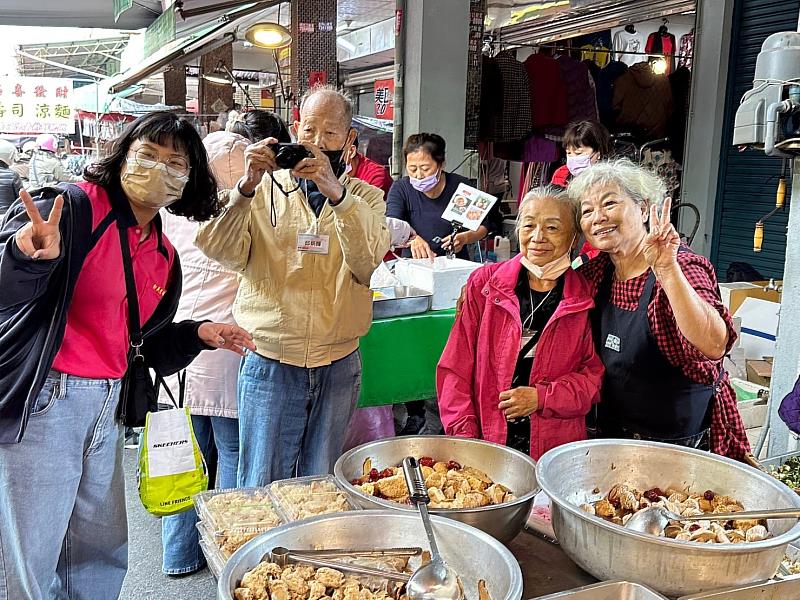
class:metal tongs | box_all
[267,546,423,583]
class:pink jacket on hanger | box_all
[437,256,604,460]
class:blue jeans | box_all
[160,415,239,575]
[0,372,125,600]
[238,351,361,486]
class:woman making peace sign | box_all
[569,159,749,459]
[0,111,254,599]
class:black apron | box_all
[591,263,714,448]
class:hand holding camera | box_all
[240,137,280,196]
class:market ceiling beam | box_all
[15,49,109,80]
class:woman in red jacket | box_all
[437,187,603,460]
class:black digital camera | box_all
[270,143,314,170]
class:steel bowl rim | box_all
[217,509,524,600]
[537,438,800,552]
[333,435,540,515]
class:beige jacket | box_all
[196,170,390,368]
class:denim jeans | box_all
[160,415,239,575]
[0,372,125,600]
[238,350,361,487]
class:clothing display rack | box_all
[486,41,692,60]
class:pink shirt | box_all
[52,182,175,378]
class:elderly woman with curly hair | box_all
[569,159,749,458]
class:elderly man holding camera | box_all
[197,86,390,486]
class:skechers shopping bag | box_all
[137,373,208,516]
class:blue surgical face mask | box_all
[410,170,440,192]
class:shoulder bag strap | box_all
[117,221,143,355]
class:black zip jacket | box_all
[0,183,210,443]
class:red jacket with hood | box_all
[437,255,603,459]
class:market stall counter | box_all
[359,309,456,408]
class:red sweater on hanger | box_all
[645,31,677,74]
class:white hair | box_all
[299,84,354,126]
[516,186,578,235]
[566,158,668,212]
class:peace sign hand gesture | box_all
[14,189,64,260]
[643,197,680,273]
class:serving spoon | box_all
[402,456,463,600]
[626,506,800,536]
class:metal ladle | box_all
[626,506,800,536]
[401,456,463,600]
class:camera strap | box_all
[268,172,302,228]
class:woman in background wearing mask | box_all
[386,133,500,260]
[437,187,603,459]
[0,111,255,599]
[551,120,612,188]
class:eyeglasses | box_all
[130,147,191,178]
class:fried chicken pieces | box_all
[353,458,515,509]
[234,563,403,600]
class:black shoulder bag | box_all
[116,222,159,427]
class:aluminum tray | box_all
[372,286,432,319]
[676,575,800,599]
[533,581,668,599]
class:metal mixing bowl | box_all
[536,439,800,597]
[333,435,539,544]
[217,511,523,600]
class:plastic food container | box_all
[199,535,224,579]
[193,487,283,534]
[270,475,360,521]
[394,257,483,310]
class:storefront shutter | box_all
[711,0,800,280]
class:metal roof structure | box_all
[16,36,130,79]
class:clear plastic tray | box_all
[198,535,224,579]
[197,518,275,560]
[269,475,360,521]
[193,487,284,534]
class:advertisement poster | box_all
[374,78,394,120]
[0,77,75,134]
[440,183,498,232]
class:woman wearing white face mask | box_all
[0,111,255,599]
[386,133,501,260]
[437,187,603,459]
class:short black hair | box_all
[84,111,220,221]
[403,133,446,165]
[230,109,291,143]
[563,120,612,158]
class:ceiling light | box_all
[245,23,292,49]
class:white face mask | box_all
[121,158,189,209]
[520,235,576,281]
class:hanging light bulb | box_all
[650,57,668,75]
[245,23,292,49]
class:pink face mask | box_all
[409,170,440,193]
[566,155,593,176]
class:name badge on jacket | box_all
[605,334,621,352]
[296,233,330,255]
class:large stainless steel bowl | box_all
[333,435,539,543]
[217,511,523,600]
[537,439,800,597]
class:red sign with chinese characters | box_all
[374,78,394,121]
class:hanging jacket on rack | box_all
[678,31,694,70]
[543,55,598,139]
[523,52,568,129]
[646,31,677,75]
[668,66,692,163]
[493,50,533,143]
[597,61,629,129]
[613,62,673,139]
[479,55,504,141]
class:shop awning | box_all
[497,0,696,45]
[106,0,281,94]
